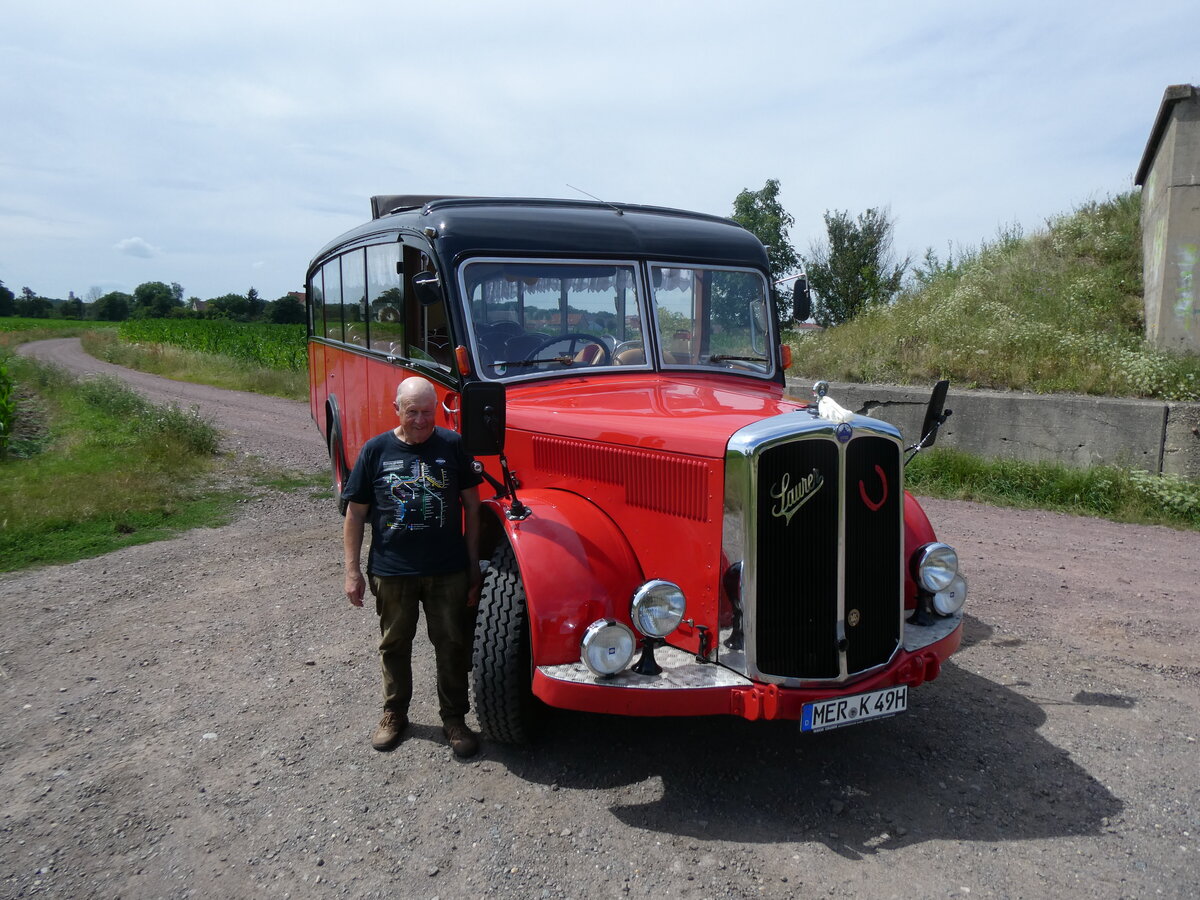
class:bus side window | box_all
[309,271,324,334]
[403,245,452,371]
[341,247,367,349]
[367,243,403,354]
[322,258,343,342]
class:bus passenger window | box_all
[367,243,403,353]
[342,248,367,349]
[322,258,342,342]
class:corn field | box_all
[118,320,307,371]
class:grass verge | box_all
[81,329,308,400]
[907,448,1200,530]
[0,354,238,572]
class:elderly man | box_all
[342,376,484,757]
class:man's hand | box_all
[467,565,482,609]
[345,569,366,607]
[343,501,370,608]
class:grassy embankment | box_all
[0,320,322,572]
[788,191,1199,528]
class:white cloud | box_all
[114,237,161,259]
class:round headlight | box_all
[630,580,686,638]
[916,542,959,592]
[580,619,636,677]
[932,573,967,616]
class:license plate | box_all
[801,685,907,733]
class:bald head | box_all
[396,376,436,407]
[393,377,437,444]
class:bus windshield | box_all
[463,260,645,378]
[461,259,774,380]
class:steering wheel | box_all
[524,333,611,366]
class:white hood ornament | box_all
[811,380,854,424]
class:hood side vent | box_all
[533,436,709,521]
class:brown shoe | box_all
[442,720,480,758]
[371,709,408,752]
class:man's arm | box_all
[462,485,482,607]
[343,501,370,607]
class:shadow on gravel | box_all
[491,650,1122,856]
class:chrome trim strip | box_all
[539,645,750,690]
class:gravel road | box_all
[3,339,1198,899]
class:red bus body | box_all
[307,196,965,741]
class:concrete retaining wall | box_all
[783,377,1200,480]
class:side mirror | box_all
[461,381,506,456]
[792,276,812,322]
[413,270,443,307]
[918,379,950,449]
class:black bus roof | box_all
[309,196,770,271]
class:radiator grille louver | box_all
[533,436,709,521]
[749,433,902,681]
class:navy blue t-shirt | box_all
[343,426,483,577]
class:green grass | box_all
[0,318,112,349]
[791,191,1200,402]
[0,354,237,572]
[82,329,308,400]
[907,448,1200,530]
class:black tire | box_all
[472,542,543,743]
[328,416,350,516]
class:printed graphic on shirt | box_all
[380,458,450,532]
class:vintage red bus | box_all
[307,195,966,742]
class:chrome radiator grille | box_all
[724,418,904,684]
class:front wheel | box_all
[472,542,543,743]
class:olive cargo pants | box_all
[369,571,471,723]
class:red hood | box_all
[504,374,807,458]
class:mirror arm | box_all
[905,408,952,465]
[480,403,530,520]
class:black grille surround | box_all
[722,415,905,685]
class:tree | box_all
[731,179,800,321]
[91,291,133,321]
[61,296,85,319]
[803,208,909,326]
[246,287,264,320]
[268,293,306,324]
[15,289,52,318]
[206,292,252,320]
[133,281,180,317]
[0,281,14,317]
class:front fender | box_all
[482,491,644,666]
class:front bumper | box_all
[532,611,963,721]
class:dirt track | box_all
[2,339,1198,899]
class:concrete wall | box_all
[1136,84,1200,354]
[784,377,1200,480]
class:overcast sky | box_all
[2,1,1195,303]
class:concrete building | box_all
[1135,84,1200,354]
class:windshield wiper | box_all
[708,354,767,363]
[494,355,577,369]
